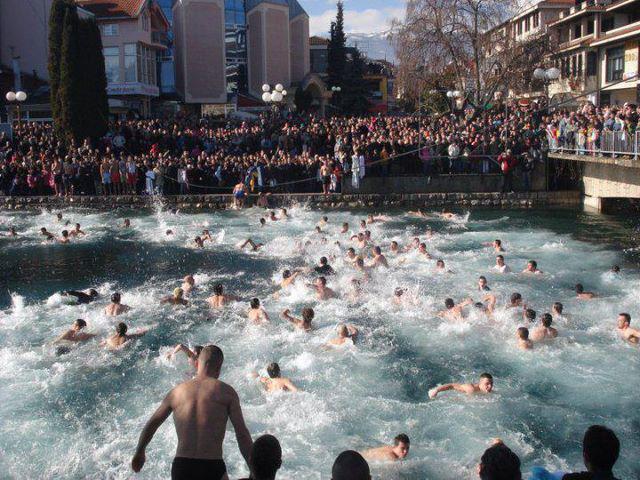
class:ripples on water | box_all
[0,204,639,479]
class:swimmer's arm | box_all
[429,383,474,398]
[129,329,148,339]
[285,379,299,392]
[132,393,173,472]
[228,389,253,467]
[347,325,359,340]
[483,294,497,313]
[261,308,271,322]
[281,309,302,326]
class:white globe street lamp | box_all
[261,92,272,102]
[5,91,16,102]
[15,91,27,102]
[262,84,270,93]
[275,84,284,92]
[5,90,27,125]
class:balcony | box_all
[151,31,170,47]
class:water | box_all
[0,205,639,479]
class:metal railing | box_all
[547,130,640,160]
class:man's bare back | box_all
[361,445,398,462]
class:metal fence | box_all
[547,130,640,159]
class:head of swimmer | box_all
[111,292,122,304]
[195,345,224,377]
[214,283,224,295]
[73,319,87,331]
[116,322,128,336]
[478,373,494,393]
[392,434,410,459]
[250,298,261,309]
[617,313,631,329]
[302,307,314,325]
[267,362,281,378]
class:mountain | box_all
[347,32,396,64]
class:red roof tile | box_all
[75,0,146,19]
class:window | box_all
[124,43,137,82]
[525,16,530,32]
[103,47,120,82]
[573,23,581,39]
[586,20,594,35]
[586,51,597,76]
[101,24,119,36]
[605,47,624,82]
[602,16,614,32]
[141,12,149,31]
[533,12,539,28]
[577,53,582,75]
[517,21,522,35]
[571,55,576,76]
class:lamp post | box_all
[330,86,341,111]
[261,83,287,117]
[446,90,462,113]
[5,90,27,126]
[532,67,560,107]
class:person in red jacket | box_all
[498,149,517,193]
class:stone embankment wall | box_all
[0,191,581,211]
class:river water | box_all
[0,205,638,479]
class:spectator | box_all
[562,425,620,480]
[239,434,282,480]
[478,442,521,480]
[331,450,371,480]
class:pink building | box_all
[76,0,170,116]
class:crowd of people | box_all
[0,101,635,198]
[32,206,636,480]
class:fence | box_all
[547,130,640,159]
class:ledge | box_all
[549,152,640,169]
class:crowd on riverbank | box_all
[0,101,637,196]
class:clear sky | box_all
[305,0,406,36]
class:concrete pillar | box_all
[583,194,602,211]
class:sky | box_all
[305,0,406,36]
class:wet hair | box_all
[445,298,455,309]
[582,425,620,472]
[525,309,536,320]
[553,302,563,314]
[510,292,522,304]
[89,289,98,297]
[419,243,427,249]
[301,307,314,323]
[250,298,260,309]
[41,227,47,233]
[320,256,328,265]
[267,362,281,378]
[611,265,620,273]
[479,276,487,282]
[480,373,493,383]
[332,450,370,480]
[166,229,173,235]
[322,216,328,222]
[474,302,485,309]
[337,324,349,336]
[364,230,371,236]
[198,345,224,370]
[394,288,404,297]
[260,218,266,224]
[394,434,410,445]
[111,292,121,303]
[193,345,204,357]
[541,313,553,327]
[575,283,584,293]
[494,239,502,246]
[317,276,327,286]
[61,230,69,237]
[619,312,631,324]
[342,222,349,229]
[373,246,381,255]
[116,322,128,336]
[250,434,282,479]
[74,319,87,328]
[391,241,398,247]
[437,259,445,266]
[315,226,322,232]
[496,255,505,262]
[479,443,521,480]
[282,269,291,279]
[517,327,529,340]
[528,260,537,269]
[213,283,224,295]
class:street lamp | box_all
[261,84,287,116]
[5,90,27,125]
[533,67,560,104]
[446,90,462,112]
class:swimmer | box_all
[166,229,174,236]
[345,248,359,265]
[207,284,240,308]
[611,265,620,274]
[370,246,389,268]
[5,226,17,236]
[390,241,400,255]
[122,218,131,228]
[326,324,358,347]
[437,297,473,321]
[483,239,504,252]
[508,292,524,309]
[408,209,428,218]
[102,322,147,350]
[54,319,96,343]
[281,307,314,331]
[105,292,131,316]
[256,191,270,208]
[473,294,497,317]
[361,434,410,462]
[353,258,371,277]
[69,223,85,237]
[516,327,533,350]
[314,256,336,275]
[575,283,596,299]
[280,269,302,289]
[435,259,452,273]
[552,301,564,319]
[318,216,329,227]
[167,344,204,367]
[314,226,323,234]
[248,298,270,324]
[253,362,299,392]
[40,227,55,241]
[61,288,99,304]
[161,287,189,306]
[366,214,389,224]
[439,209,456,220]
[239,239,264,251]
[616,313,639,344]
[233,182,246,208]
[403,237,420,252]
[428,373,494,399]
[259,218,266,227]
[493,255,511,273]
[350,232,368,249]
[522,260,543,274]
[194,236,204,248]
[58,230,70,244]
[349,278,364,302]
[393,287,405,306]
[359,220,367,230]
[201,230,213,242]
[56,212,64,223]
[418,243,432,259]
[310,276,338,300]
[182,275,196,295]
[530,313,558,341]
[478,276,491,291]
[280,208,289,219]
[340,222,349,234]
[268,211,279,222]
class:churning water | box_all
[0,204,638,479]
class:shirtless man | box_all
[418,243,432,259]
[233,182,247,209]
[105,292,131,316]
[522,260,543,274]
[280,208,289,219]
[403,237,420,252]
[161,288,189,306]
[194,236,205,249]
[345,248,360,265]
[516,327,533,350]
[370,246,389,268]
[69,223,85,237]
[259,218,266,227]
[200,230,212,243]
[281,307,314,331]
[54,319,96,343]
[280,269,302,289]
[428,373,494,399]
[167,344,204,368]
[253,362,299,393]
[207,284,240,308]
[508,292,524,309]
[435,259,452,273]
[131,345,253,479]
[6,226,18,236]
[366,214,389,224]
[493,255,511,273]
[483,239,504,252]
[340,222,349,234]
[389,241,400,255]
[552,302,565,320]
[311,276,337,300]
[617,313,640,344]
[239,239,263,251]
[62,288,99,304]
[102,322,147,350]
[318,216,329,228]
[182,275,196,295]
[530,313,558,341]
[438,298,473,321]
[122,218,131,228]
[268,211,279,222]
[351,232,368,250]
[361,434,410,462]
[575,283,596,299]
[247,298,270,324]
[327,324,359,347]
[58,230,70,244]
[478,276,491,291]
[393,288,405,306]
[473,294,497,317]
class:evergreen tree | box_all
[341,48,370,115]
[326,1,346,90]
[48,0,68,135]
[58,5,81,141]
[78,19,109,139]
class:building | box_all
[548,0,640,106]
[157,0,177,96]
[310,36,329,75]
[77,0,170,116]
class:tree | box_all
[327,1,346,90]
[58,4,81,141]
[48,0,69,136]
[78,19,109,138]
[341,48,370,115]
[294,87,313,113]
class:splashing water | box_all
[0,207,638,479]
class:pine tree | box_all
[58,4,81,141]
[78,19,108,139]
[342,48,369,115]
[48,0,68,135]
[327,2,346,90]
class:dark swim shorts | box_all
[171,457,227,480]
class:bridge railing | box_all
[547,130,639,160]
